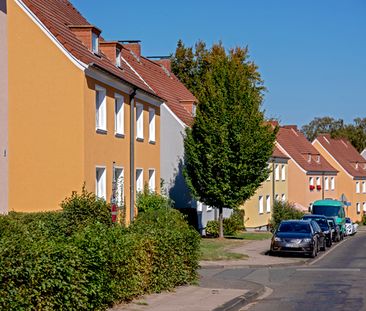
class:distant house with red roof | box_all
[276,126,338,211]
[313,135,366,221]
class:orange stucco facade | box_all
[6,0,160,220]
[313,140,365,222]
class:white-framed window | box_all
[114,93,124,136]
[275,164,280,181]
[259,196,264,214]
[331,177,335,190]
[281,165,286,181]
[356,181,360,193]
[149,108,156,143]
[114,167,124,207]
[325,177,329,191]
[363,181,366,193]
[266,195,271,213]
[116,48,121,67]
[136,168,143,193]
[275,194,280,201]
[282,194,286,202]
[148,169,156,192]
[267,164,271,181]
[136,103,144,140]
[96,166,106,200]
[316,177,321,186]
[309,177,314,186]
[356,202,361,214]
[95,85,106,131]
[363,202,366,212]
[92,32,99,53]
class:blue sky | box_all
[71,0,366,127]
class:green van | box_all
[311,199,346,239]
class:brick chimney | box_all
[99,41,123,66]
[69,25,101,53]
[120,41,141,58]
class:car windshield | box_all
[303,216,328,229]
[327,220,334,228]
[345,218,352,224]
[278,222,310,233]
[313,205,340,217]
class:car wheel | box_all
[326,239,332,248]
[310,243,317,258]
[320,239,326,251]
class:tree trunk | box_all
[219,206,224,238]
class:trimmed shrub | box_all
[206,220,219,237]
[136,185,172,213]
[205,209,245,237]
[270,200,304,232]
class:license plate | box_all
[285,243,295,247]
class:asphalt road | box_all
[243,231,366,311]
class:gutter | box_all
[129,89,137,222]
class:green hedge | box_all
[269,200,304,232]
[0,190,200,310]
[205,209,245,237]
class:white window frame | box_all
[363,202,366,212]
[281,194,286,202]
[363,181,366,193]
[275,194,280,201]
[281,165,286,181]
[325,177,329,191]
[266,195,271,213]
[95,85,107,132]
[96,166,106,200]
[136,168,143,193]
[148,169,156,192]
[92,32,99,53]
[136,103,144,140]
[259,196,264,214]
[331,177,335,190]
[316,177,321,186]
[275,164,280,181]
[149,108,156,143]
[114,93,124,136]
[116,48,121,67]
[356,181,360,193]
[309,177,314,186]
[114,167,124,207]
[356,202,361,213]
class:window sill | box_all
[96,128,107,135]
[93,52,102,58]
[149,140,156,145]
[136,137,144,142]
[115,133,125,138]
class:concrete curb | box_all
[212,282,265,311]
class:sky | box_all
[70,0,366,127]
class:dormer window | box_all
[92,32,99,54]
[316,155,320,163]
[307,154,311,163]
[116,48,121,67]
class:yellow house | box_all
[241,146,289,230]
[313,134,366,222]
[3,0,163,223]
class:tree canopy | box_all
[301,117,366,152]
[172,41,276,237]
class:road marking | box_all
[296,268,360,272]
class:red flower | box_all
[309,185,315,191]
[316,185,321,190]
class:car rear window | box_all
[278,222,311,233]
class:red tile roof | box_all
[22,0,158,96]
[277,126,337,173]
[315,134,366,178]
[272,146,289,159]
[121,49,197,126]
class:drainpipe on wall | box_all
[272,159,276,206]
[322,172,325,200]
[129,89,137,222]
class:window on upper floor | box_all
[95,85,106,132]
[149,108,156,143]
[266,195,271,213]
[363,202,366,213]
[363,181,366,193]
[115,94,124,136]
[275,194,280,201]
[325,177,329,191]
[114,167,124,207]
[356,181,360,193]
[148,169,156,192]
[136,168,143,193]
[281,165,286,181]
[136,103,144,140]
[275,164,280,181]
[92,32,99,54]
[258,196,264,214]
[331,177,335,190]
[96,166,106,200]
[356,202,361,214]
[116,48,121,67]
[267,164,271,181]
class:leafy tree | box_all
[301,117,366,152]
[173,41,276,237]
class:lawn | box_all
[231,231,273,240]
[200,239,248,261]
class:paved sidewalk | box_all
[111,238,304,311]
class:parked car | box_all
[353,222,359,235]
[270,220,322,258]
[327,217,341,242]
[303,214,332,248]
[345,217,354,236]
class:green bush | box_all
[136,185,172,213]
[362,214,366,225]
[205,209,245,237]
[269,200,304,232]
[0,189,200,310]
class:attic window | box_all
[316,155,320,163]
[307,154,311,163]
[355,162,359,170]
[116,48,121,67]
[92,32,99,54]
